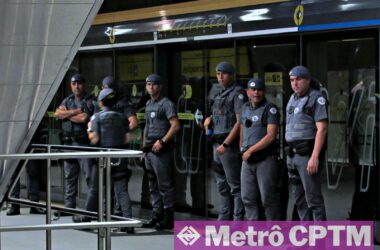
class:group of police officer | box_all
[54,72,179,231]
[49,60,327,234]
[204,62,328,221]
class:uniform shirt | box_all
[240,99,280,147]
[211,83,246,136]
[59,93,95,135]
[144,96,177,145]
[285,88,328,142]
[90,107,128,147]
[114,95,136,119]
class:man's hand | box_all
[203,117,212,132]
[215,144,226,155]
[152,140,163,153]
[242,151,251,161]
[307,155,319,175]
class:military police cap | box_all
[146,74,161,85]
[247,78,265,90]
[71,74,85,83]
[216,61,235,75]
[289,66,311,79]
[98,88,115,101]
[102,75,117,89]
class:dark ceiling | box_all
[98,0,196,13]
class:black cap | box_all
[98,88,115,101]
[216,61,235,75]
[102,75,118,89]
[71,74,85,83]
[146,74,161,85]
[289,66,311,79]
[247,78,265,90]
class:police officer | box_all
[101,76,138,131]
[286,66,328,221]
[203,62,246,220]
[54,74,98,222]
[100,75,137,216]
[88,88,134,233]
[143,74,180,229]
[240,78,281,220]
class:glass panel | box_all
[247,43,298,157]
[307,37,377,220]
[172,49,206,214]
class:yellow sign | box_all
[47,111,55,118]
[181,50,204,77]
[136,112,145,121]
[109,27,116,44]
[183,85,192,99]
[177,113,194,120]
[132,84,138,97]
[119,53,153,81]
[294,5,304,26]
[136,112,194,121]
[265,72,283,86]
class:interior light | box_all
[104,26,132,36]
[240,8,270,22]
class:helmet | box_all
[145,74,161,85]
[247,78,265,90]
[289,66,311,79]
[71,74,85,83]
[98,88,115,101]
[102,75,118,90]
[216,62,235,75]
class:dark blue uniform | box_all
[59,94,98,212]
[144,97,176,215]
[285,88,328,220]
[211,83,245,220]
[240,100,281,220]
[90,108,132,218]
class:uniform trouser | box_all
[213,144,244,221]
[145,150,175,214]
[64,146,98,212]
[112,159,132,218]
[11,160,42,202]
[241,156,281,220]
[287,153,326,221]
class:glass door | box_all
[305,31,378,220]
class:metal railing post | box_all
[46,145,52,250]
[105,154,112,250]
[98,156,104,250]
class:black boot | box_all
[7,205,20,216]
[156,209,174,230]
[30,207,46,214]
[142,212,163,228]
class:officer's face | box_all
[290,76,310,96]
[146,82,161,97]
[71,81,85,96]
[216,71,233,88]
[247,88,265,106]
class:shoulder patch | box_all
[90,115,96,121]
[317,97,326,105]
[269,107,278,114]
[238,94,244,100]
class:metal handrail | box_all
[0,145,144,250]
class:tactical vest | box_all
[241,102,271,148]
[62,94,89,137]
[145,97,170,142]
[285,89,321,142]
[212,85,242,135]
[98,109,128,147]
